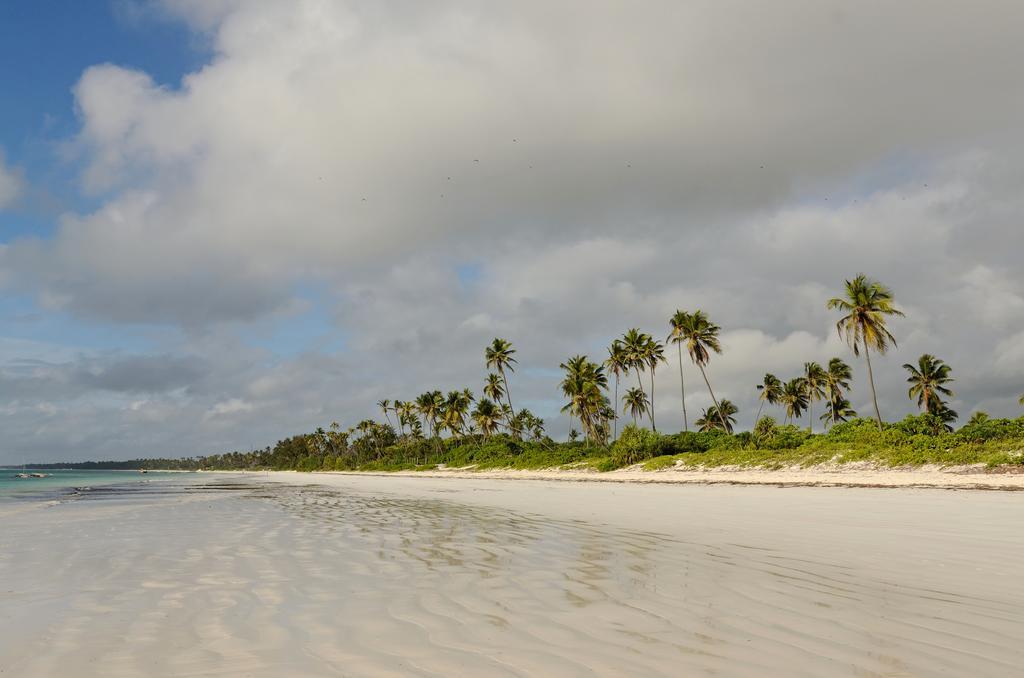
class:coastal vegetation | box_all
[26,275,1024,474]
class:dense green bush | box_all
[609,425,662,466]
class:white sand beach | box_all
[2,472,1023,676]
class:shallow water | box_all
[1,475,1022,676]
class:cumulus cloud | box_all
[2,0,1024,461]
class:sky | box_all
[1,0,1023,463]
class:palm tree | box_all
[827,274,904,430]
[755,373,783,424]
[622,387,650,426]
[696,399,738,433]
[483,373,505,405]
[604,340,629,440]
[903,354,955,415]
[667,311,692,431]
[1020,394,1024,407]
[441,390,472,438]
[820,396,856,424]
[823,358,853,426]
[966,411,990,426]
[675,310,729,431]
[378,399,394,431]
[643,335,666,432]
[485,338,518,423]
[621,328,655,428]
[780,378,809,425]
[559,355,609,443]
[471,398,503,439]
[802,362,827,433]
[415,391,444,440]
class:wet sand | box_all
[2,473,1022,676]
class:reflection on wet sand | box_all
[2,476,1022,677]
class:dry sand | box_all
[327,462,1024,490]
[2,472,1022,676]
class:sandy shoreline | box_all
[274,462,1024,490]
[4,472,1024,676]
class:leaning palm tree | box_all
[903,354,955,414]
[780,377,809,425]
[696,399,738,433]
[754,373,783,424]
[675,310,729,431]
[823,358,853,425]
[643,335,666,432]
[485,338,518,422]
[471,398,503,439]
[827,274,904,430]
[622,387,650,426]
[559,355,609,443]
[604,340,629,440]
[667,310,692,431]
[803,362,827,433]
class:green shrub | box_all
[609,425,661,467]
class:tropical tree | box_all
[1020,394,1024,407]
[643,335,666,431]
[966,411,990,426]
[696,400,738,433]
[802,362,827,433]
[621,328,654,427]
[667,311,692,431]
[903,354,955,415]
[378,399,394,431]
[754,373,783,424]
[415,391,444,440]
[604,340,629,440]
[622,387,650,426]
[823,358,853,426]
[485,338,518,425]
[780,377,809,425]
[821,396,856,424]
[675,310,729,431]
[471,398,503,439]
[827,274,904,430]
[441,390,473,438]
[559,355,609,444]
[483,374,505,408]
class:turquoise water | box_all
[0,468,186,502]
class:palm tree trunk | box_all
[613,375,620,441]
[808,397,813,433]
[755,399,765,426]
[649,369,657,432]
[634,367,653,428]
[864,345,883,431]
[677,344,688,431]
[699,364,729,432]
[499,367,516,420]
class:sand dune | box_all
[2,473,1022,676]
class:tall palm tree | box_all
[823,358,853,425]
[471,398,503,439]
[754,373,783,424]
[827,274,904,430]
[696,399,738,433]
[675,310,729,431]
[802,362,827,433]
[903,354,955,414]
[485,338,518,423]
[667,310,692,431]
[643,335,666,432]
[604,340,629,440]
[622,387,650,426]
[483,373,505,405]
[621,328,654,428]
[780,377,809,425]
[415,391,444,440]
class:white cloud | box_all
[0,150,24,210]
[2,0,1024,461]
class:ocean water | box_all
[0,468,188,503]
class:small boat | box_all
[14,473,29,479]
[30,473,48,478]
